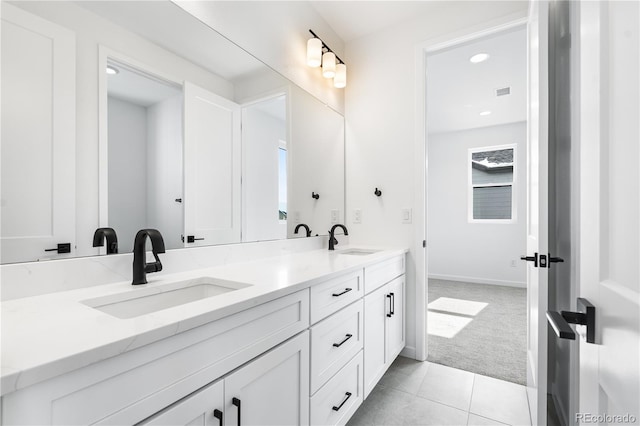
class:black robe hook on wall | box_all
[312,192,320,199]
[374,188,382,197]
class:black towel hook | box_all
[374,188,382,197]
[312,192,320,199]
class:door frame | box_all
[413,12,528,362]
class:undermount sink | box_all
[338,248,381,256]
[81,277,252,319]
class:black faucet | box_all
[132,229,166,285]
[294,223,312,237]
[328,224,348,250]
[93,227,119,254]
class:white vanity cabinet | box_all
[140,332,309,426]
[363,260,406,398]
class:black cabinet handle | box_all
[213,409,223,426]
[232,397,241,426]
[390,292,395,316]
[332,392,352,411]
[332,288,352,297]
[332,334,353,347]
[386,294,392,317]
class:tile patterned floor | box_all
[348,357,532,426]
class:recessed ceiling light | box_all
[469,53,490,64]
[106,65,120,75]
[479,110,492,116]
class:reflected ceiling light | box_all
[469,53,490,63]
[479,110,492,116]
[307,29,347,88]
[106,65,120,75]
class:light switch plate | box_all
[353,209,362,224]
[402,208,412,224]
[331,210,339,224]
[293,211,300,223]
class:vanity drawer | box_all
[310,350,363,426]
[310,269,363,324]
[364,255,405,294]
[310,299,363,394]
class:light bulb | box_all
[334,63,347,88]
[307,38,322,68]
[322,52,336,78]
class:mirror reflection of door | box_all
[106,61,183,252]
[241,94,288,242]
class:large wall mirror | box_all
[0,1,345,264]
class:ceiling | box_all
[309,1,448,43]
[426,26,527,134]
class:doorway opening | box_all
[425,24,528,385]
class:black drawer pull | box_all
[386,294,392,317]
[332,334,353,347]
[332,288,352,297]
[332,392,352,411]
[232,397,241,426]
[213,409,223,426]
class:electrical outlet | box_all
[401,208,412,224]
[331,210,339,224]
[510,259,517,268]
[353,209,362,224]
[293,211,301,223]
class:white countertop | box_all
[1,246,406,396]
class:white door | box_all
[139,380,224,426]
[525,1,549,424]
[224,331,309,426]
[576,1,640,422]
[183,82,241,246]
[0,3,76,264]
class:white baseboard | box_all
[428,273,526,288]
[400,346,416,359]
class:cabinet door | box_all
[224,332,309,426]
[139,380,224,426]
[363,284,389,398]
[386,277,405,361]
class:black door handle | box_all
[386,294,392,317]
[44,243,71,254]
[547,298,596,343]
[213,409,223,426]
[232,397,241,426]
[333,334,353,347]
[548,253,565,268]
[332,288,352,297]
[520,252,538,267]
[332,392,352,411]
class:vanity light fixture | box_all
[106,65,120,75]
[307,29,347,88]
[469,53,490,64]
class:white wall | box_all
[243,104,287,242]
[344,1,528,357]
[107,97,147,253]
[147,95,184,250]
[427,122,527,287]
[173,1,345,113]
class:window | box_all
[469,145,515,221]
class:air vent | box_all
[496,87,511,97]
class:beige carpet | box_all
[427,279,527,385]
